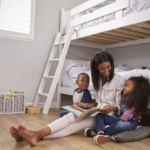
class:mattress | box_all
[65,0,150,34]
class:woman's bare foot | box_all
[18,124,27,131]
[10,126,23,141]
[18,125,40,147]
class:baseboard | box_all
[26,102,73,109]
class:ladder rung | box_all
[54,41,66,46]
[43,75,54,79]
[49,58,60,61]
[38,92,48,97]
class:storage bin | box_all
[0,92,25,114]
[26,106,40,114]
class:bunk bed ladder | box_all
[33,28,74,114]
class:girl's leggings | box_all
[44,112,96,139]
[96,113,137,136]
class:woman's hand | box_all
[74,102,87,108]
[99,105,117,114]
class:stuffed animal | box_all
[140,66,147,69]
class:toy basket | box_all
[0,92,25,114]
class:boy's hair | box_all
[125,76,150,114]
[91,51,114,91]
[77,73,89,80]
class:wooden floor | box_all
[0,108,150,150]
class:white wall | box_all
[107,43,150,69]
[0,0,98,107]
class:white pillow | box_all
[115,63,132,72]
[115,63,124,68]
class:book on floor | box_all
[61,105,98,117]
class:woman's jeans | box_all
[96,113,137,136]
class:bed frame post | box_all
[116,0,123,19]
[57,8,70,108]
[57,8,64,108]
[59,8,70,35]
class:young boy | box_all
[60,73,92,117]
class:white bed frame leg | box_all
[57,42,64,108]
[57,86,61,108]
[56,8,70,108]
[56,8,64,108]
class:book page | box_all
[61,105,98,117]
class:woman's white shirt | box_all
[93,74,125,117]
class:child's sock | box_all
[97,131,104,135]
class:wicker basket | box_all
[26,106,40,114]
[0,92,25,114]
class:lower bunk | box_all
[59,58,150,102]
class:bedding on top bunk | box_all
[65,0,150,34]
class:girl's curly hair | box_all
[125,76,150,114]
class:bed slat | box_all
[79,38,112,44]
[98,33,128,42]
[91,35,122,43]
[114,28,150,38]
[84,35,120,43]
[78,39,106,44]
[124,26,150,35]
[134,22,150,29]
[105,31,141,40]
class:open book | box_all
[61,105,98,117]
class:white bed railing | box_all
[70,0,129,27]
[70,0,115,16]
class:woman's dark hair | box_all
[91,51,114,91]
[125,76,150,114]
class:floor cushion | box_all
[111,126,150,142]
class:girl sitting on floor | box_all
[84,76,150,145]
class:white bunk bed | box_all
[57,0,150,107]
